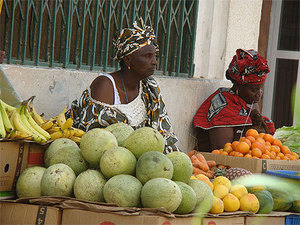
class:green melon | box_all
[103,174,142,207]
[105,123,134,146]
[48,146,88,176]
[253,190,274,214]
[74,170,107,202]
[174,181,197,214]
[99,146,136,179]
[289,200,300,213]
[268,188,293,211]
[16,166,46,198]
[188,179,213,214]
[44,138,78,167]
[124,127,165,158]
[141,178,182,212]
[135,151,173,184]
[41,163,76,197]
[166,152,193,183]
[80,128,118,168]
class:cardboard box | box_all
[203,216,245,225]
[0,201,62,225]
[244,212,296,225]
[27,142,46,168]
[61,208,198,225]
[0,141,29,191]
[201,152,300,173]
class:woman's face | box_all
[238,83,264,104]
[127,45,158,78]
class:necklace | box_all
[120,75,138,104]
[121,75,129,104]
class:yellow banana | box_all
[69,136,81,143]
[24,105,51,140]
[47,126,62,134]
[0,99,17,113]
[61,118,73,130]
[0,101,14,133]
[73,128,85,137]
[55,106,68,127]
[10,130,33,140]
[28,102,45,126]
[50,130,64,140]
[62,129,70,138]
[0,110,6,138]
[40,120,54,131]
[13,105,45,143]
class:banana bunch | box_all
[0,97,85,143]
[34,105,85,143]
[0,98,50,143]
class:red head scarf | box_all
[226,49,270,85]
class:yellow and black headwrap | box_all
[113,18,158,61]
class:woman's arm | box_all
[90,76,114,104]
[208,127,234,150]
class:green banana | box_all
[19,105,47,143]
[24,105,51,140]
[0,109,6,138]
[0,101,14,133]
[0,99,17,113]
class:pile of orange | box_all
[211,129,299,160]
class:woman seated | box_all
[66,18,179,153]
[193,49,275,151]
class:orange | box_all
[212,150,220,154]
[236,142,250,154]
[231,141,240,151]
[265,141,272,147]
[275,156,281,160]
[220,151,228,155]
[265,145,271,152]
[291,152,299,159]
[286,154,294,160]
[246,129,259,139]
[229,151,236,156]
[277,152,284,159]
[244,154,252,158]
[224,143,232,148]
[258,132,265,138]
[265,150,271,157]
[235,152,244,157]
[261,154,271,159]
[270,151,276,159]
[251,141,266,153]
[281,146,291,155]
[252,148,262,158]
[271,145,280,153]
[239,137,251,148]
[252,156,259,159]
[246,136,256,143]
[281,156,288,160]
[256,137,266,144]
[223,145,233,153]
[273,139,282,148]
[263,134,275,143]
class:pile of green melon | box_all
[16,124,214,214]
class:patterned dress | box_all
[66,76,179,153]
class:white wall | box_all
[194,0,263,79]
[2,64,230,152]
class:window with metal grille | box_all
[0,0,198,77]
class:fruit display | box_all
[0,97,85,143]
[274,125,300,155]
[211,128,299,160]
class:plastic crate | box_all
[265,170,300,180]
[285,215,300,225]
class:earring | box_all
[236,89,239,95]
[128,65,131,70]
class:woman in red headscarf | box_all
[193,49,275,151]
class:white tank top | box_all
[90,73,147,127]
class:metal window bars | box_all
[0,0,198,77]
